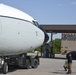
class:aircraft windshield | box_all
[32,21,39,27]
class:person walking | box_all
[66,53,72,74]
[63,60,68,71]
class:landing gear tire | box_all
[32,59,38,68]
[2,62,8,74]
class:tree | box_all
[52,38,61,54]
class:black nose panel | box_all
[39,26,49,43]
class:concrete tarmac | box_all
[0,54,76,75]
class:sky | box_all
[0,0,76,40]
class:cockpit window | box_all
[32,21,39,27]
